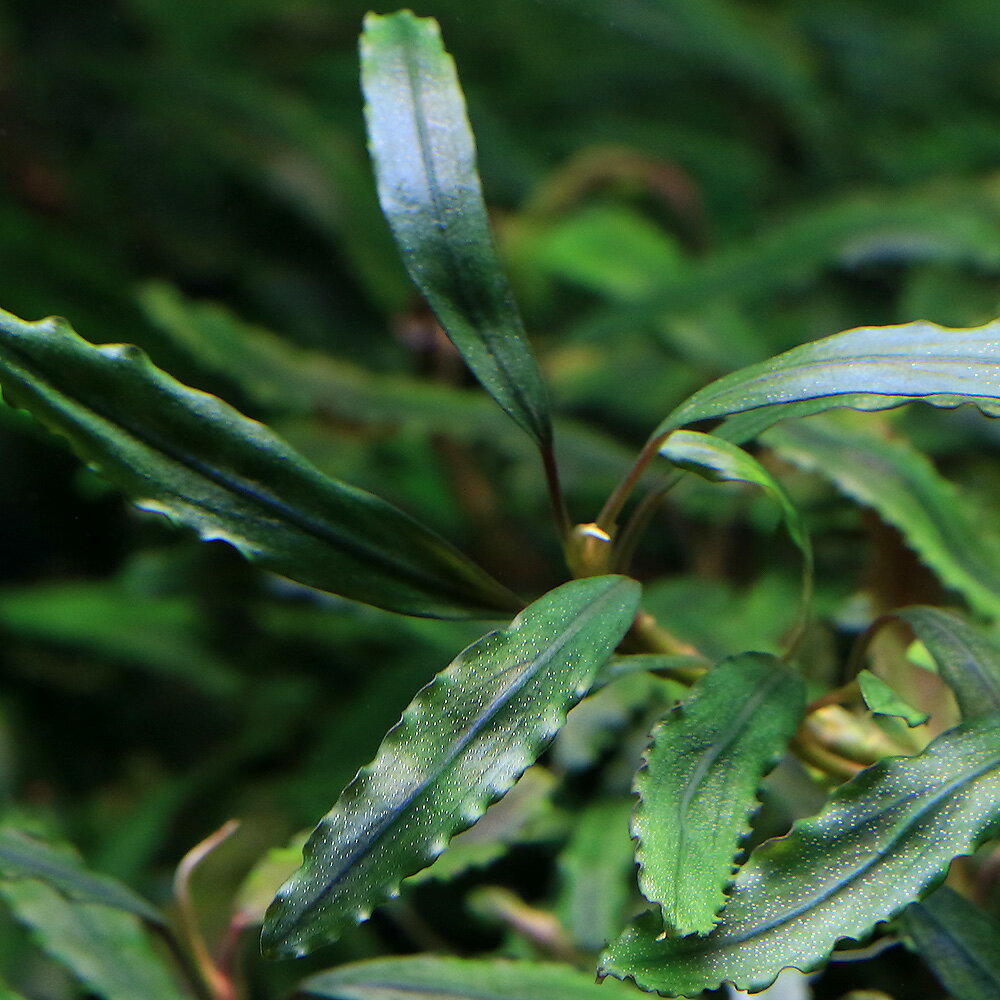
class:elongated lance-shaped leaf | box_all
[361,11,552,447]
[302,955,641,1000]
[261,575,641,958]
[902,886,1000,1000]
[893,606,1000,721]
[633,653,806,935]
[0,308,521,620]
[765,417,1000,620]
[0,879,186,1000]
[600,712,1000,996]
[0,827,164,928]
[653,319,1000,441]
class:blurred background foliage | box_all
[2,0,1000,996]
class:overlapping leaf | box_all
[903,886,1000,1000]
[601,713,1000,995]
[301,955,640,1000]
[361,11,552,447]
[654,320,1000,442]
[894,606,1000,720]
[857,670,928,728]
[765,417,1000,619]
[262,575,640,958]
[633,653,806,935]
[0,308,521,620]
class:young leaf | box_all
[633,653,806,935]
[301,955,640,1000]
[902,886,1000,1000]
[857,670,929,728]
[0,308,521,620]
[765,417,1000,620]
[0,879,186,1000]
[600,712,1000,995]
[0,827,165,928]
[893,606,1000,721]
[654,320,1000,441]
[361,11,552,447]
[261,575,641,958]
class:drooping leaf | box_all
[633,653,806,935]
[0,880,186,1000]
[857,670,929,728]
[301,955,640,1000]
[361,11,552,447]
[0,828,164,928]
[893,606,1000,721]
[555,798,637,952]
[261,575,641,958]
[601,713,1000,995]
[0,308,521,620]
[902,886,1000,1000]
[654,320,1000,441]
[764,417,1000,620]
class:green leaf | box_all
[660,429,812,567]
[633,653,806,935]
[261,575,641,958]
[360,11,552,447]
[857,670,929,728]
[893,606,1000,721]
[600,713,1000,995]
[555,798,637,952]
[0,880,186,1000]
[0,308,521,620]
[0,827,164,928]
[902,886,1000,1000]
[654,320,1000,441]
[764,417,1000,620]
[301,955,640,1000]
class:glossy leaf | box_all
[894,606,1000,721]
[0,879,185,1000]
[765,417,1000,620]
[633,653,806,934]
[857,670,929,728]
[903,886,1000,1000]
[302,955,640,1000]
[0,308,521,620]
[361,11,552,447]
[660,429,811,560]
[262,575,641,958]
[654,320,1000,441]
[0,827,164,927]
[601,713,1000,995]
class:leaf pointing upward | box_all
[361,11,552,447]
[262,575,640,958]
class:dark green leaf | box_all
[361,11,552,446]
[765,417,1000,619]
[601,713,1000,995]
[0,308,521,620]
[0,828,164,928]
[633,653,806,935]
[857,670,929,728]
[894,606,1000,722]
[302,955,640,1000]
[903,886,1000,1000]
[262,575,641,958]
[0,880,185,1000]
[655,320,1000,441]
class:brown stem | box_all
[541,442,572,541]
[596,433,667,534]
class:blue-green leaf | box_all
[262,576,640,958]
[0,308,521,620]
[361,11,552,447]
[601,713,1000,995]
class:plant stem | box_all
[597,433,666,533]
[542,442,571,541]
